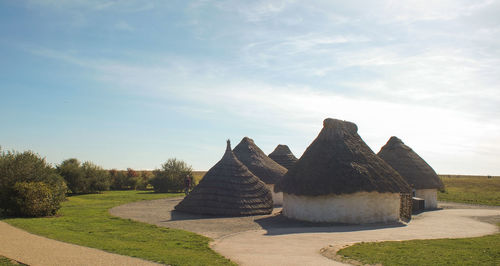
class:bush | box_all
[135,171,151,190]
[58,159,110,194]
[110,168,142,190]
[0,150,67,217]
[83,161,111,192]
[150,158,192,192]
[57,158,86,194]
[110,169,128,190]
[13,182,60,217]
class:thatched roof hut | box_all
[268,144,298,170]
[378,136,444,209]
[278,118,411,223]
[278,119,410,196]
[233,137,287,185]
[174,140,273,216]
[233,137,287,205]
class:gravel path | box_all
[0,221,161,266]
[111,198,500,266]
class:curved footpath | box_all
[111,199,500,266]
[0,221,161,266]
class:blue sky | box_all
[1,0,499,175]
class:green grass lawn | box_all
[438,176,500,206]
[0,256,22,266]
[338,176,500,265]
[338,230,500,266]
[2,191,234,266]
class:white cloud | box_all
[215,0,295,22]
[20,0,500,174]
[113,21,134,31]
[26,0,157,12]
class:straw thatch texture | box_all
[277,118,411,195]
[174,140,273,216]
[233,137,287,185]
[378,136,444,190]
[268,144,298,170]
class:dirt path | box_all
[0,221,161,266]
[111,198,500,266]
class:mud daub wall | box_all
[400,193,412,222]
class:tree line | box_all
[0,148,193,217]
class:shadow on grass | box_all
[135,191,183,195]
[136,191,159,195]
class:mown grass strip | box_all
[339,176,500,265]
[0,256,21,266]
[337,231,500,266]
[438,176,500,206]
[2,191,234,266]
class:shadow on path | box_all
[254,213,406,236]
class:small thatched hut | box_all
[378,136,444,209]
[268,144,298,170]
[233,137,288,205]
[174,140,273,216]
[277,118,411,223]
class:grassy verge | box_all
[438,176,500,206]
[337,229,500,266]
[338,176,500,265]
[2,191,234,266]
[0,256,22,266]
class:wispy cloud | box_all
[113,21,134,32]
[27,47,500,167]
[215,0,294,22]
[8,0,500,174]
[26,0,157,12]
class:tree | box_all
[0,150,67,217]
[110,169,127,190]
[82,161,111,192]
[57,158,87,194]
[150,158,192,192]
[57,159,110,194]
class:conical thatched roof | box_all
[233,137,287,185]
[268,144,298,170]
[175,140,273,216]
[378,136,444,190]
[277,118,411,196]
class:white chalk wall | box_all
[416,189,438,209]
[283,191,400,224]
[266,184,283,206]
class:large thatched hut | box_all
[268,144,298,170]
[378,136,444,209]
[233,137,288,205]
[174,140,273,216]
[277,118,411,223]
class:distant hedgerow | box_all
[57,158,110,194]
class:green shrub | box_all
[0,150,67,217]
[135,171,151,190]
[150,158,192,192]
[13,182,58,217]
[110,169,127,190]
[57,158,87,194]
[58,159,110,194]
[109,168,142,190]
[83,161,111,192]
